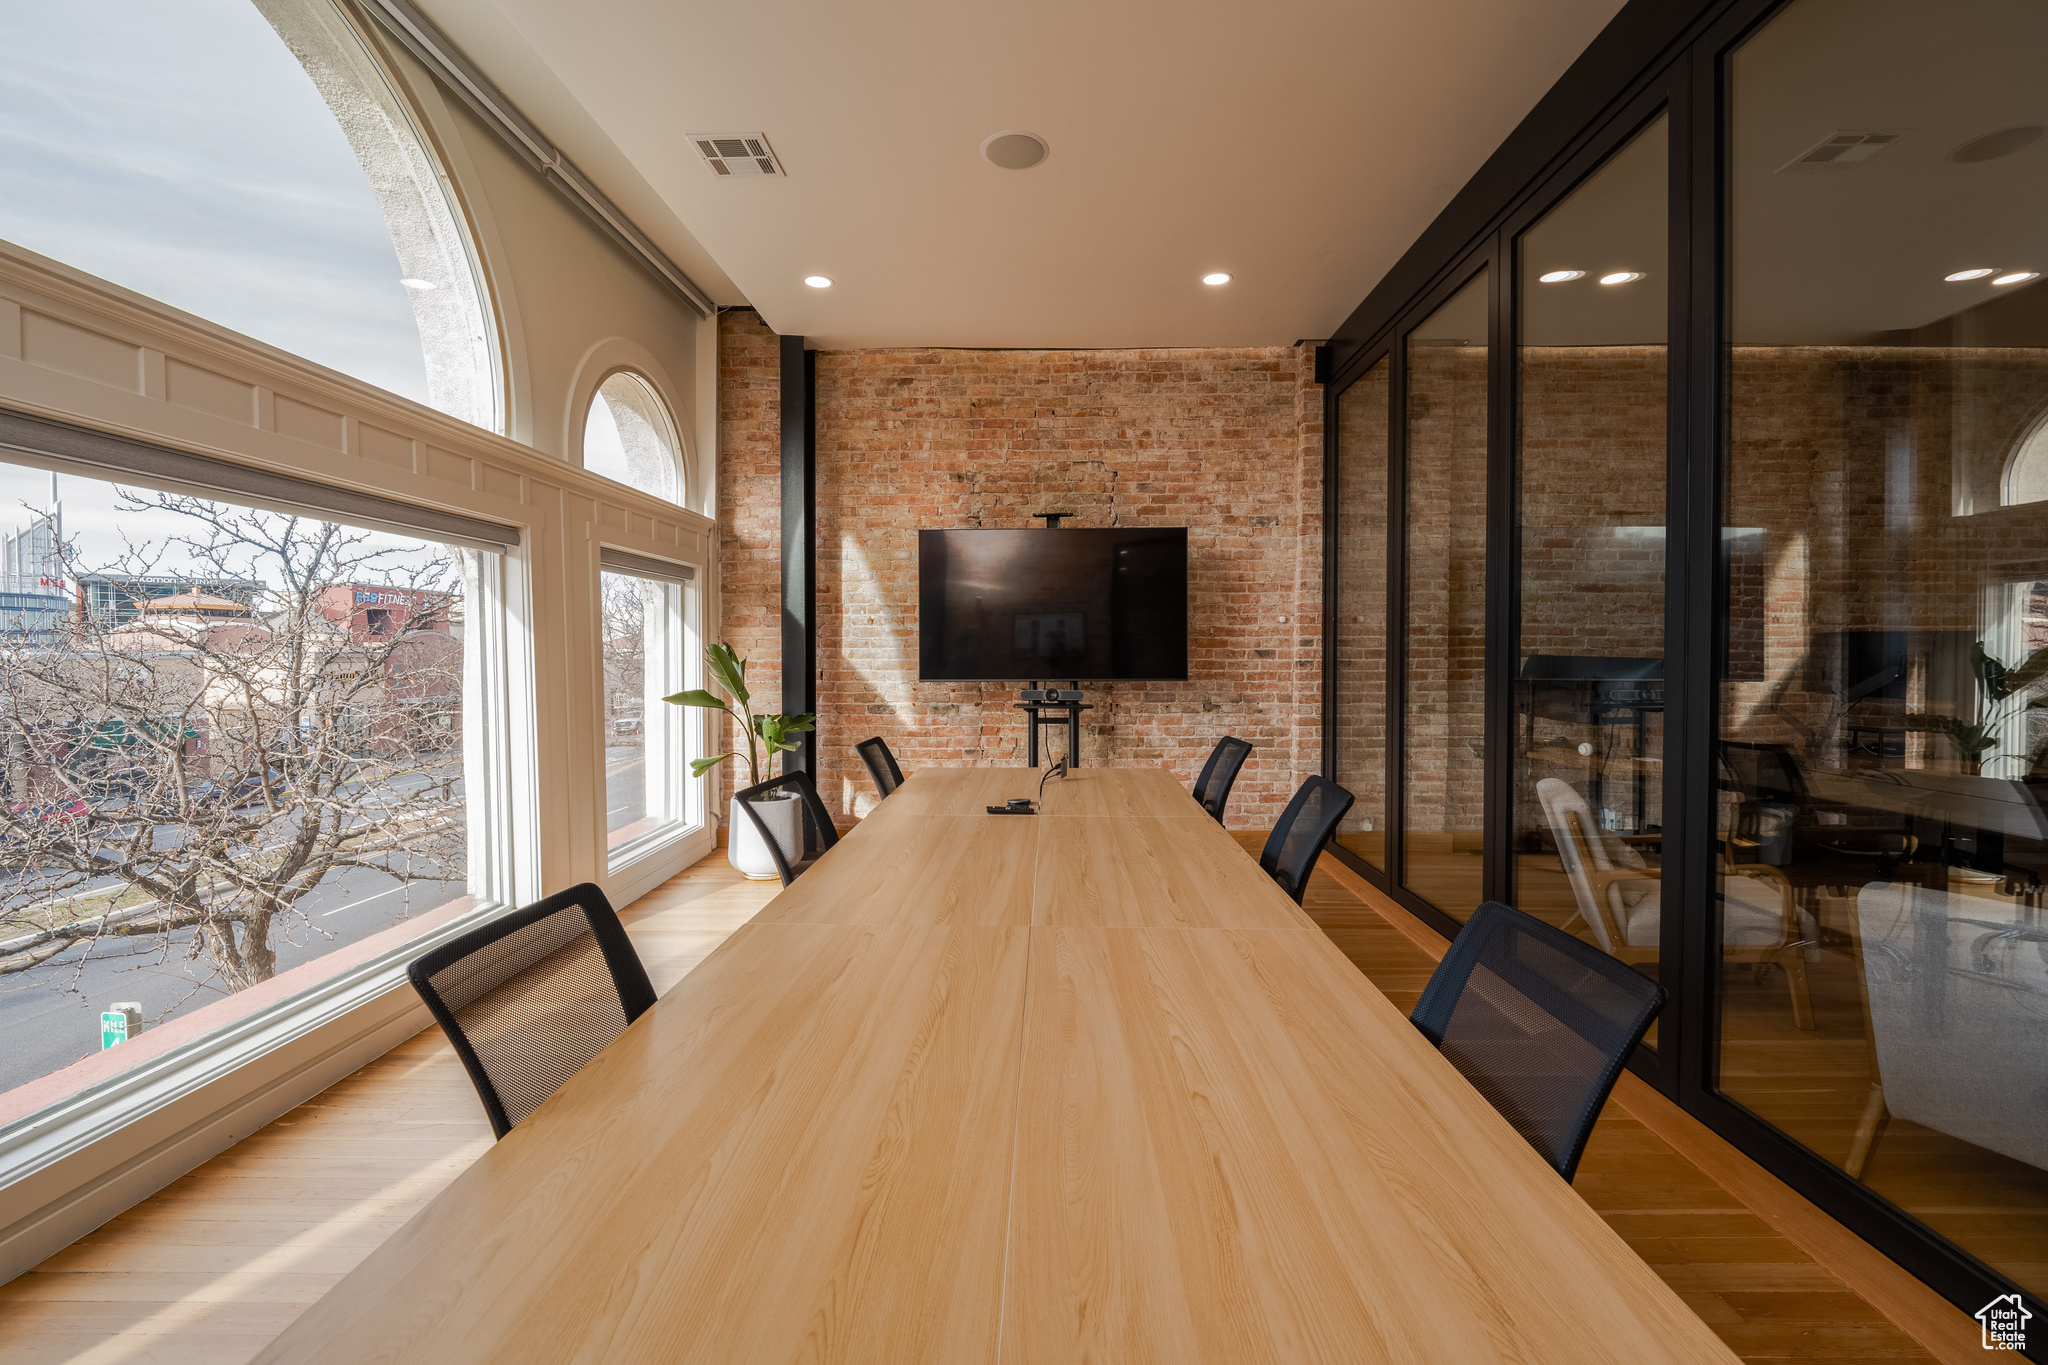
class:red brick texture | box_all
[715,308,1324,831]
[712,308,783,808]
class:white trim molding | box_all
[0,237,718,1279]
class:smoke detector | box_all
[690,134,784,177]
[1778,129,1911,174]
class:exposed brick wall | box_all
[716,308,1324,831]
[1724,345,2048,773]
[712,309,782,809]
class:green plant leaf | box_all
[704,642,750,708]
[689,754,731,777]
[664,689,730,712]
[754,712,817,755]
[1975,642,2012,701]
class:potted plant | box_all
[665,643,815,879]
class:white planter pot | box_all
[729,793,801,880]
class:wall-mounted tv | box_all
[918,527,1188,682]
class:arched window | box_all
[0,0,498,429]
[582,371,685,503]
[2002,410,2048,507]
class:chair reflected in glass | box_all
[1537,777,1813,1028]
[1850,881,2048,1180]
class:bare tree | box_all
[0,493,465,997]
[600,571,647,746]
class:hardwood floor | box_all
[0,856,778,1365]
[0,831,1969,1363]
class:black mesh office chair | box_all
[1191,735,1252,824]
[1411,900,1664,1182]
[854,736,904,800]
[735,769,840,886]
[407,883,657,1140]
[1259,775,1355,903]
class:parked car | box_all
[0,799,92,848]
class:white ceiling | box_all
[414,0,1630,349]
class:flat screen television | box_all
[918,527,1188,681]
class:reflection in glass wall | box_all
[1515,117,1669,1037]
[1335,359,1389,866]
[1403,271,1489,916]
[1720,0,2048,1299]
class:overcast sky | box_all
[0,0,429,399]
[0,0,461,577]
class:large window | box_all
[1402,270,1490,918]
[1718,0,2048,1304]
[601,563,699,865]
[1514,116,1670,1034]
[583,372,685,505]
[0,461,477,1108]
[0,0,496,427]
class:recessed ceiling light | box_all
[981,131,1048,170]
[803,275,833,289]
[1599,271,1645,286]
[1994,270,2040,286]
[1538,270,1585,283]
[400,278,436,291]
[1952,125,2044,164]
[1945,268,1997,282]
[1202,272,1231,286]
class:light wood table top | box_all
[261,768,1737,1365]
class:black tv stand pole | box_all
[1016,680,1089,768]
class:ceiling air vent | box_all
[690,133,783,177]
[1778,129,1911,174]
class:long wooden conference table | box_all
[261,767,1737,1364]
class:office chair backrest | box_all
[407,883,657,1140]
[735,768,840,886]
[854,736,904,799]
[1192,735,1253,823]
[1411,900,1664,1182]
[1259,775,1355,903]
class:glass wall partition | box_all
[1402,271,1491,918]
[1334,358,1390,866]
[1718,0,2048,1305]
[1319,0,2048,1324]
[1514,117,1670,1032]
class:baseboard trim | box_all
[1313,852,1984,1365]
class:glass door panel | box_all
[1720,0,2048,1301]
[1515,116,1669,1035]
[1403,270,1489,917]
[1335,358,1390,866]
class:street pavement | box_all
[0,748,655,1103]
